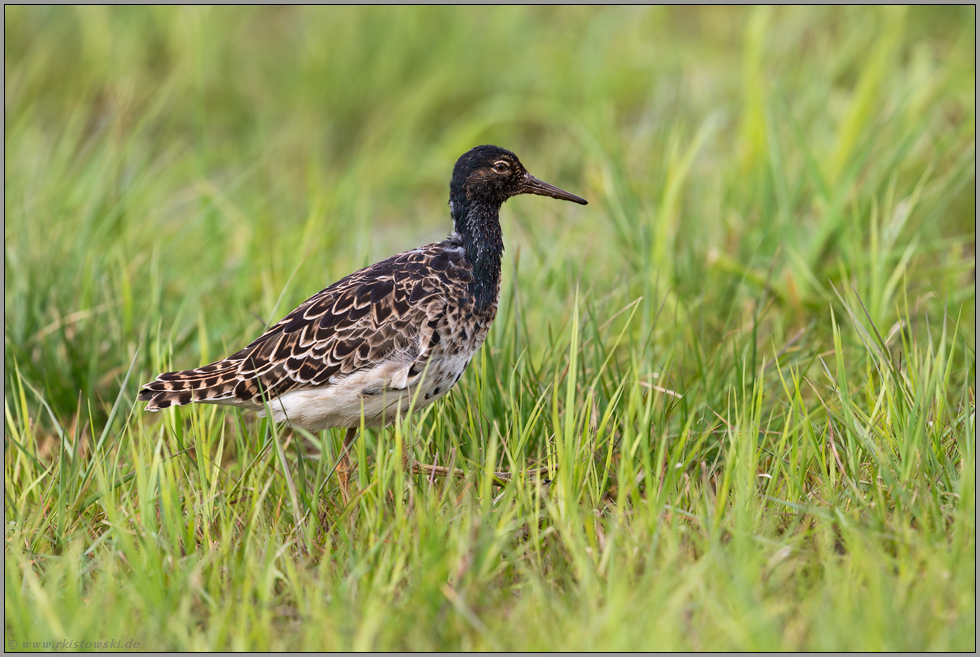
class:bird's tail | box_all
[138,361,244,411]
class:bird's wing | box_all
[138,243,472,410]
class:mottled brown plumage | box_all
[139,146,586,483]
[140,239,489,428]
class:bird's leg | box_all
[335,427,359,505]
[401,434,415,475]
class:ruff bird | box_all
[139,145,587,501]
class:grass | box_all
[4,5,976,651]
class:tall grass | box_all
[5,6,975,650]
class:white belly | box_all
[256,352,473,431]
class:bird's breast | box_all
[415,298,497,398]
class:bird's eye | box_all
[492,161,510,174]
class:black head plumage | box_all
[449,145,587,214]
[446,145,587,312]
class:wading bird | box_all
[139,145,587,501]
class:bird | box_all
[139,145,587,502]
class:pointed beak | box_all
[521,173,588,205]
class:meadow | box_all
[4,6,976,651]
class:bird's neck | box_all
[451,197,504,313]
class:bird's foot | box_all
[411,462,556,485]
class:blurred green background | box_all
[5,6,974,417]
[4,6,975,651]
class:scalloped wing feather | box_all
[138,242,473,424]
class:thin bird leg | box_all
[335,427,359,504]
[411,462,556,486]
[401,433,414,474]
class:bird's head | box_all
[449,145,587,215]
